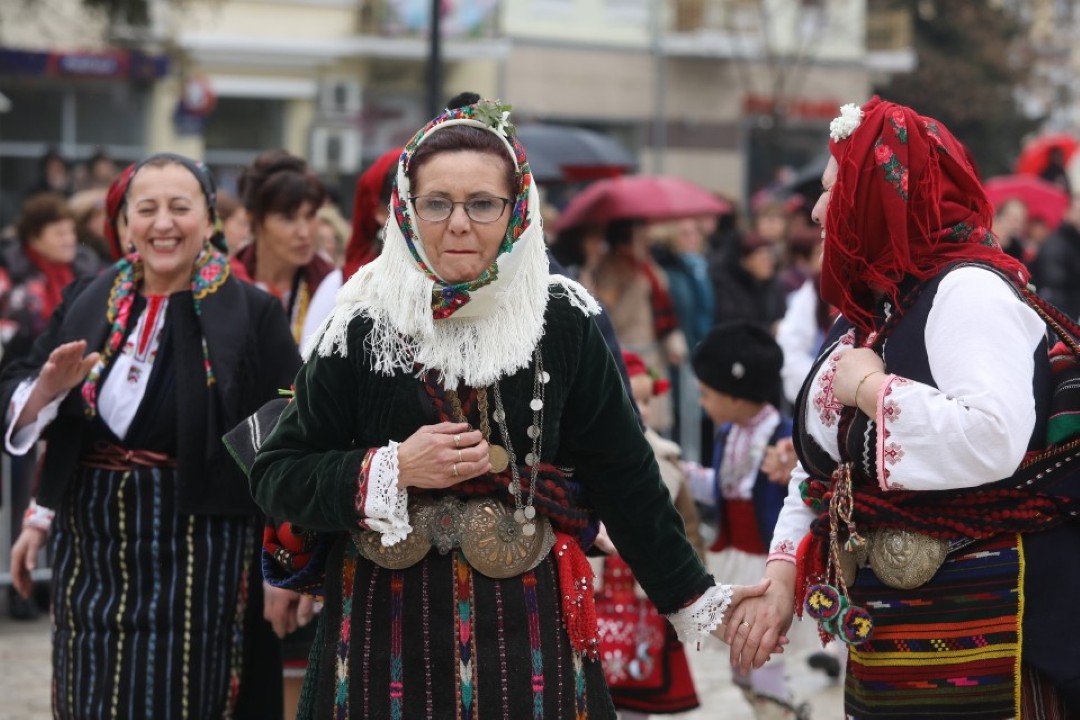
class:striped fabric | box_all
[301,545,615,719]
[50,464,255,720]
[845,534,1022,719]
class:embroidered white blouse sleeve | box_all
[4,379,65,454]
[871,267,1044,491]
[767,461,816,562]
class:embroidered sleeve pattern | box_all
[22,498,54,533]
[874,374,906,490]
[357,441,412,546]
[665,583,734,645]
[5,378,64,455]
[769,463,816,562]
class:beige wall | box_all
[506,45,655,119]
[176,0,356,40]
[503,0,651,47]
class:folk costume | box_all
[770,98,1080,718]
[1,155,301,720]
[249,100,732,719]
[236,241,334,345]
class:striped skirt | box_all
[298,539,616,719]
[845,533,1070,719]
[50,463,255,720]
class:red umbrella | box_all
[984,174,1069,227]
[554,175,731,231]
[1016,133,1078,176]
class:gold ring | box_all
[452,463,459,478]
[739,621,751,630]
[457,449,463,463]
[453,434,461,448]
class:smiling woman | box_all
[2,152,301,720]
[127,160,216,294]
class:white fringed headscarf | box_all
[305,101,599,389]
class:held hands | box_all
[832,348,885,407]
[9,526,47,599]
[397,421,491,489]
[724,564,797,675]
[263,583,318,639]
[710,578,790,669]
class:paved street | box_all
[0,590,842,720]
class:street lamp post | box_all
[426,0,443,118]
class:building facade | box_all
[0,0,914,221]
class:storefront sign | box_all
[0,47,168,81]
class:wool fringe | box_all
[303,219,599,390]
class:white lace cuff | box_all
[665,583,734,645]
[6,378,64,455]
[361,441,412,547]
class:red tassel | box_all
[553,532,599,658]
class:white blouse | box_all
[768,266,1047,562]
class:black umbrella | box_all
[516,124,637,182]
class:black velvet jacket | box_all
[250,289,712,614]
[0,264,301,515]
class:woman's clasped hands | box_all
[397,421,491,489]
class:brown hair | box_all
[238,149,326,228]
[406,126,517,199]
[216,189,243,221]
[17,193,73,244]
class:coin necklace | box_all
[491,348,548,537]
[445,388,510,473]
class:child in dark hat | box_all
[684,321,809,720]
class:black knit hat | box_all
[691,321,783,404]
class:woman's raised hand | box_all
[37,340,100,399]
[14,340,101,433]
[397,421,491,489]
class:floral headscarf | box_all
[392,99,534,319]
[821,96,1029,334]
[309,99,600,389]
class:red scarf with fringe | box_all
[820,96,1028,334]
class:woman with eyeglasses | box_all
[245,96,782,718]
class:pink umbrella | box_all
[984,174,1069,228]
[555,175,731,231]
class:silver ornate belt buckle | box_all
[866,528,949,590]
[352,496,555,579]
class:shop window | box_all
[73,84,147,146]
[0,85,64,142]
[203,97,285,154]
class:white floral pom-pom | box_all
[829,103,864,142]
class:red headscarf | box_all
[342,148,401,281]
[821,97,1029,334]
[104,163,136,261]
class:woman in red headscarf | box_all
[730,97,1080,718]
